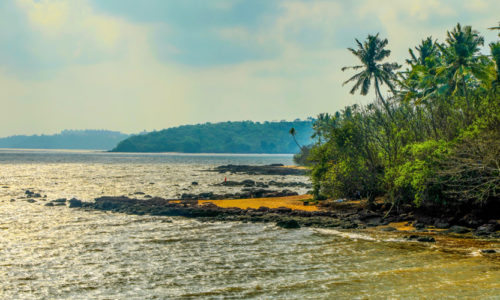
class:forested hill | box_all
[0,130,129,150]
[112,120,313,153]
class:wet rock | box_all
[405,235,435,242]
[406,235,419,240]
[434,221,450,229]
[475,223,497,236]
[68,198,83,208]
[417,236,435,243]
[381,226,397,232]
[481,249,496,254]
[51,198,67,206]
[459,214,482,228]
[340,221,358,229]
[210,164,306,176]
[448,225,471,234]
[276,219,300,229]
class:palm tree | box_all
[342,34,401,117]
[401,37,444,104]
[437,23,489,96]
[289,127,303,151]
[407,37,440,67]
[489,22,500,37]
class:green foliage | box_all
[307,22,500,213]
[112,120,313,153]
[390,140,450,206]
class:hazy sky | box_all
[1,0,498,136]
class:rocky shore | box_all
[208,164,307,175]
[39,195,500,244]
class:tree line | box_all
[297,23,499,216]
[112,120,313,153]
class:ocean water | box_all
[0,149,499,299]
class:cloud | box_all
[0,0,498,136]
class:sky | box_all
[0,0,498,136]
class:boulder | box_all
[276,219,300,229]
[448,225,471,234]
[481,249,496,254]
[475,223,497,236]
[68,198,83,208]
[417,236,435,243]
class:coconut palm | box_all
[289,127,303,151]
[437,23,490,95]
[342,34,401,117]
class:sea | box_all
[0,149,499,299]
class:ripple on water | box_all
[0,151,499,298]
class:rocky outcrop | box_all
[180,189,299,200]
[209,164,306,175]
[214,179,311,189]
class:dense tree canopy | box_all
[112,120,313,153]
[0,130,129,150]
[299,23,499,216]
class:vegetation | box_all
[112,120,313,153]
[0,130,129,150]
[300,23,499,217]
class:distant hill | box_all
[112,120,313,153]
[0,130,130,150]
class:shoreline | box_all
[52,195,499,252]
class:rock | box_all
[191,182,198,185]
[481,249,496,254]
[414,222,426,229]
[52,198,67,203]
[381,226,397,232]
[434,221,450,229]
[241,179,255,186]
[276,219,300,229]
[448,225,471,234]
[211,164,306,176]
[133,192,145,195]
[68,198,82,208]
[475,223,497,236]
[26,199,36,203]
[44,202,54,206]
[406,235,419,240]
[417,236,435,243]
[405,235,435,242]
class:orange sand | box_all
[280,165,309,170]
[198,194,319,211]
[387,222,415,231]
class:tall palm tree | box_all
[289,127,303,151]
[407,37,440,67]
[437,23,489,95]
[342,34,400,117]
